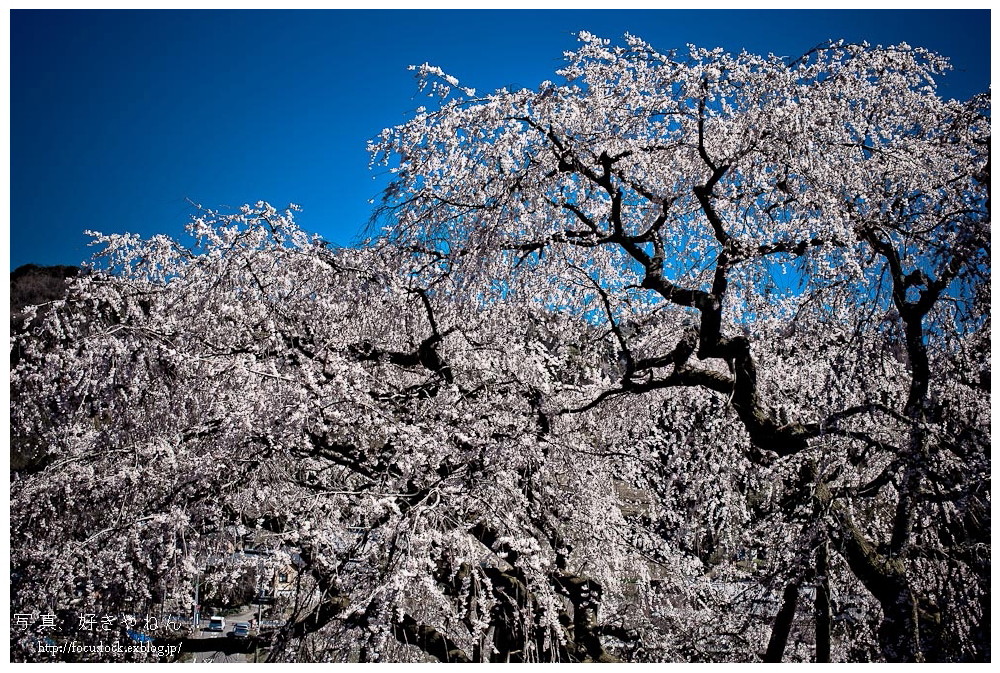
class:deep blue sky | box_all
[9,9,991,269]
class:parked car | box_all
[127,629,153,643]
[207,615,226,632]
[229,622,250,639]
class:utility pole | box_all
[255,559,264,663]
[193,571,200,629]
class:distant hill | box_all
[11,263,81,312]
[11,264,84,469]
[10,264,81,333]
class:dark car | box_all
[229,622,251,639]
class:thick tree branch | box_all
[392,614,471,662]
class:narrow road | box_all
[189,607,261,663]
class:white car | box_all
[207,615,226,632]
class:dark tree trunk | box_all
[764,581,800,662]
[815,542,831,663]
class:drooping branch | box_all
[460,518,618,662]
[392,614,471,663]
[348,288,455,385]
[552,572,620,663]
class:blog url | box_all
[36,640,182,658]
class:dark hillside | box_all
[11,264,81,333]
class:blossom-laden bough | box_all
[12,33,989,662]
